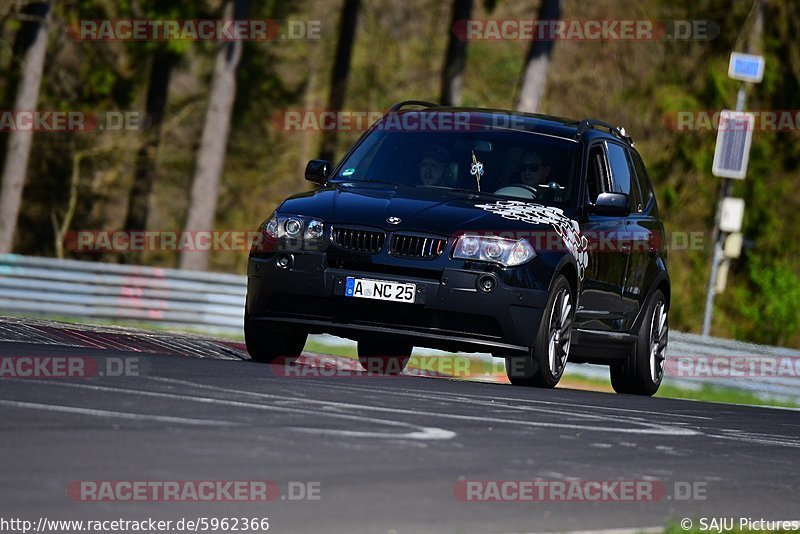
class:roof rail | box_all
[576,119,635,147]
[388,100,439,113]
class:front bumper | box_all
[246,252,550,354]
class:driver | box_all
[418,146,450,187]
[517,150,551,187]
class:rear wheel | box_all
[505,275,574,388]
[610,290,668,396]
[245,317,307,364]
[357,336,412,375]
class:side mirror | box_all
[305,159,331,185]
[592,192,630,216]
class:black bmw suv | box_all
[246,102,669,396]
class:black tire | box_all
[609,363,633,394]
[505,275,574,388]
[244,317,307,364]
[610,289,668,396]
[357,336,412,375]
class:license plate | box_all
[344,277,416,304]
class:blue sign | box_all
[728,53,764,83]
[345,277,355,297]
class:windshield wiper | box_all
[419,185,500,197]
[340,178,400,187]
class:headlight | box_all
[459,236,480,256]
[484,240,502,259]
[305,219,324,239]
[264,213,279,239]
[284,218,303,237]
[453,235,535,266]
[262,214,325,242]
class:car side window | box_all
[630,150,655,211]
[629,170,644,212]
[625,148,644,213]
[605,142,633,196]
[586,144,610,203]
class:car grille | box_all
[390,234,447,259]
[332,227,385,254]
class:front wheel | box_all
[357,336,412,375]
[506,275,574,388]
[245,317,307,364]
[610,290,668,396]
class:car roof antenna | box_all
[470,151,484,192]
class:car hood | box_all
[278,183,567,234]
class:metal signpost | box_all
[701,52,764,336]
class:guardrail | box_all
[0,254,245,336]
[1,253,798,402]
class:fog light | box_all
[276,254,291,269]
[478,275,496,292]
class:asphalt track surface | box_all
[1,318,799,533]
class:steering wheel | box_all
[494,184,538,199]
[539,181,564,190]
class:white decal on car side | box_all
[475,200,589,279]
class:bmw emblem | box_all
[387,216,401,225]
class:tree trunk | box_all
[179,0,247,271]
[440,0,472,106]
[747,0,764,55]
[124,48,176,233]
[297,63,320,177]
[319,0,360,163]
[515,0,561,114]
[0,1,51,253]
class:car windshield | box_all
[334,124,580,207]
